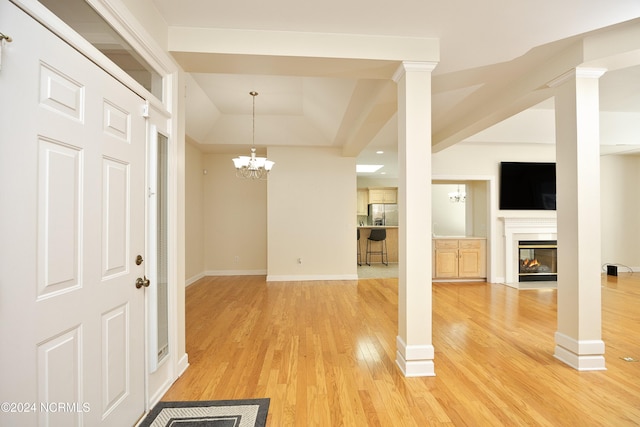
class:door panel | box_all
[0,3,146,426]
[102,303,129,415]
[102,158,130,279]
[37,138,82,298]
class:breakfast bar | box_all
[357,226,398,263]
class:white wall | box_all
[267,146,357,280]
[185,141,204,283]
[600,154,640,270]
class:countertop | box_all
[432,236,486,239]
[357,225,398,229]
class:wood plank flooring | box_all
[161,274,640,426]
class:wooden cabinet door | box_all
[435,249,458,278]
[368,189,383,204]
[368,188,397,204]
[357,189,369,215]
[383,189,397,203]
[458,248,482,277]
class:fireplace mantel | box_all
[500,217,557,285]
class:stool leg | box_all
[383,239,388,265]
[366,239,371,266]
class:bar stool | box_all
[357,229,362,266]
[366,228,388,266]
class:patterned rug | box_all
[139,398,270,427]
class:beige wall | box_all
[357,176,399,188]
[185,141,205,283]
[432,184,466,236]
[203,153,268,274]
[267,146,357,280]
[185,146,357,280]
[118,0,168,48]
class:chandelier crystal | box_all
[448,185,466,203]
[232,91,275,179]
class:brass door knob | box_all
[135,276,150,289]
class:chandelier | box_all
[232,91,275,179]
[448,185,466,203]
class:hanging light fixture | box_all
[232,91,275,179]
[448,185,466,203]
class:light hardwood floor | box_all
[162,274,640,426]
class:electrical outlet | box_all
[233,256,240,264]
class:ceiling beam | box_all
[340,81,397,157]
[168,27,438,63]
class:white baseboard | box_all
[185,273,205,287]
[147,377,174,409]
[395,336,436,377]
[266,274,358,282]
[554,332,606,371]
[605,265,640,273]
[176,353,189,377]
[190,271,359,283]
[205,269,267,277]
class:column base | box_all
[554,332,606,371]
[395,336,435,377]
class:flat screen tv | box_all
[499,162,556,210]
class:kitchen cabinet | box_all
[433,238,486,279]
[357,189,369,216]
[368,188,397,204]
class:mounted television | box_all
[499,162,556,210]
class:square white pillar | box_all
[393,61,437,376]
[552,68,606,370]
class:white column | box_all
[393,61,437,377]
[552,67,607,371]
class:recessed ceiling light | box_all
[380,172,387,175]
[376,150,384,154]
[356,164,383,173]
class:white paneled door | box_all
[0,3,146,426]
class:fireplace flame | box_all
[522,258,540,268]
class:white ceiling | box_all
[150,0,640,177]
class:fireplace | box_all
[518,240,557,281]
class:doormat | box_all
[139,398,270,427]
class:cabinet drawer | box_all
[459,240,482,249]
[435,239,458,249]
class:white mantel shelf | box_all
[500,217,557,286]
[500,217,558,233]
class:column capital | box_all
[546,67,607,88]
[392,61,438,82]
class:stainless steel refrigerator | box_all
[368,204,398,226]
